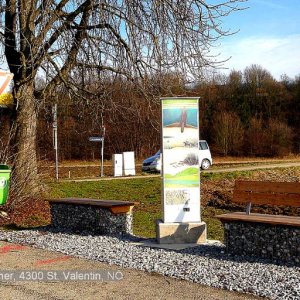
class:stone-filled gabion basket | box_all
[224,221,300,265]
[51,203,133,235]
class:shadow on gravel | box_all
[29,225,299,269]
[175,245,299,269]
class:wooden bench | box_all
[47,198,136,235]
[216,180,300,264]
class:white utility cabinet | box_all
[123,151,136,176]
[113,154,123,176]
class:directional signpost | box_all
[89,137,104,142]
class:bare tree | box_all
[0,0,246,196]
[267,119,293,156]
[212,111,244,156]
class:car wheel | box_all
[201,159,211,170]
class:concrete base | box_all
[156,220,207,244]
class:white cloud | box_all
[218,34,300,79]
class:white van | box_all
[142,140,212,172]
[199,140,213,170]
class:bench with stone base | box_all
[47,198,135,235]
[216,181,300,264]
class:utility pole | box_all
[52,104,59,180]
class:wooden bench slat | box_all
[47,198,135,207]
[233,190,300,207]
[235,180,300,193]
[216,212,300,227]
[47,198,136,215]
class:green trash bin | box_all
[0,165,11,205]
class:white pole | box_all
[53,104,59,180]
[100,126,105,177]
[100,140,104,177]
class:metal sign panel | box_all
[161,97,201,223]
[89,137,104,142]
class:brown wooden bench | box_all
[47,198,136,235]
[216,180,300,263]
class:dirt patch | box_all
[0,198,51,228]
[213,155,300,164]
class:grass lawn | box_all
[48,176,228,241]
[46,166,300,241]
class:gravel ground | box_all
[0,228,299,300]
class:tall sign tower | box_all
[156,97,206,244]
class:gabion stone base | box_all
[50,204,132,235]
[224,221,300,264]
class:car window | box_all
[199,142,208,150]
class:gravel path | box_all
[0,228,299,300]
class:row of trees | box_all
[26,64,299,160]
[1,64,299,164]
[212,112,294,156]
[199,65,300,156]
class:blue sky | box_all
[216,0,300,79]
[1,1,298,81]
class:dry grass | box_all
[39,155,300,180]
[213,154,300,164]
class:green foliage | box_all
[202,207,229,241]
[134,211,162,238]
